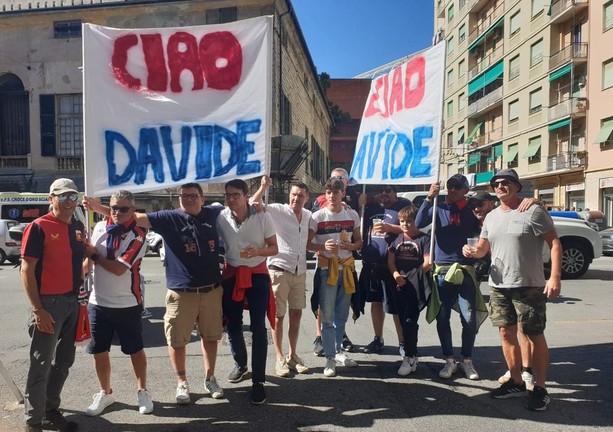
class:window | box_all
[458,59,466,78]
[447,100,454,118]
[54,21,81,38]
[510,10,521,35]
[459,24,466,43]
[509,55,520,80]
[605,1,613,32]
[206,7,238,24]
[506,143,519,168]
[604,58,613,90]
[447,132,454,148]
[448,4,455,22]
[529,88,542,114]
[530,39,543,67]
[447,69,454,87]
[526,136,541,163]
[458,126,465,143]
[459,0,466,9]
[458,92,466,111]
[508,99,519,123]
[57,94,83,157]
[531,0,544,18]
[447,36,455,55]
[281,93,292,135]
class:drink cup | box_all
[372,218,383,233]
[467,237,479,249]
[239,241,249,259]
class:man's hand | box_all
[260,175,272,189]
[427,182,441,200]
[83,196,106,215]
[33,308,56,335]
[518,197,542,212]
[544,276,561,300]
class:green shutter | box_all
[40,95,56,157]
[468,60,504,96]
[548,118,570,131]
[467,152,481,166]
[523,139,541,158]
[468,16,505,52]
[549,63,572,82]
[504,145,519,163]
[594,123,613,144]
[465,123,483,145]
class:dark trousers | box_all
[390,284,420,357]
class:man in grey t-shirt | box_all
[463,169,561,412]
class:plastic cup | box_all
[239,241,249,258]
[467,237,479,249]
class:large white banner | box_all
[83,16,272,197]
[350,43,446,185]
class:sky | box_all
[291,0,435,79]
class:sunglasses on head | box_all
[54,194,79,203]
[110,206,132,214]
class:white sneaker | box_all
[275,357,291,377]
[137,389,154,414]
[85,390,115,416]
[498,370,511,384]
[287,355,309,374]
[438,359,458,379]
[323,358,337,377]
[175,381,190,405]
[204,376,224,399]
[334,352,358,367]
[398,356,418,376]
[522,370,535,390]
[460,359,480,380]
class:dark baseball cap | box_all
[490,168,522,192]
[467,190,498,204]
[446,174,469,189]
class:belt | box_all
[173,283,220,294]
[268,264,286,272]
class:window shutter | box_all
[40,94,56,156]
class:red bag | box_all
[75,301,91,345]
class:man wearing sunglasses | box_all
[84,183,225,406]
[21,178,91,432]
[463,168,561,411]
[416,174,484,381]
[358,185,410,357]
[84,190,152,417]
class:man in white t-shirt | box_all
[84,190,152,417]
[251,176,311,377]
[307,179,362,377]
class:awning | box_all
[548,118,570,131]
[464,122,483,145]
[457,132,465,143]
[594,124,613,144]
[487,143,503,162]
[467,152,481,167]
[468,60,504,97]
[523,140,541,158]
[549,63,572,81]
[468,16,504,52]
[504,145,519,163]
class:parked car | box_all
[0,219,21,265]
[398,192,603,279]
[599,228,613,256]
[145,231,163,255]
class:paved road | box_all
[1,255,612,432]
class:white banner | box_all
[350,43,446,185]
[83,16,272,197]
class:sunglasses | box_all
[447,183,464,190]
[492,180,511,188]
[330,175,348,181]
[54,194,79,203]
[224,192,244,200]
[110,206,133,214]
[179,193,202,200]
[379,187,394,193]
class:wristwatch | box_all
[91,253,99,262]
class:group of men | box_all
[19,166,561,431]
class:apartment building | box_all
[0,0,332,205]
[435,0,613,225]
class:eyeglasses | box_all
[110,206,133,214]
[224,192,244,200]
[179,193,202,200]
[54,193,78,203]
[492,180,511,188]
[379,187,394,193]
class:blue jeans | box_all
[436,274,477,359]
[318,269,351,359]
[222,274,269,384]
[25,295,78,425]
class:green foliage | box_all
[318,72,352,132]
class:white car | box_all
[398,192,603,279]
[0,219,21,265]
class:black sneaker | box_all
[526,385,550,411]
[228,365,248,383]
[362,336,384,354]
[250,382,266,405]
[313,336,324,357]
[491,378,528,399]
[341,333,354,352]
[42,409,79,432]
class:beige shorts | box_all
[270,270,307,317]
[164,287,223,347]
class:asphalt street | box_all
[1,254,612,432]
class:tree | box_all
[319,72,351,132]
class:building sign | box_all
[83,17,272,196]
[565,182,585,192]
[600,177,613,189]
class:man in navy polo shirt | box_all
[85,182,224,405]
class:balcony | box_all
[546,151,585,171]
[467,86,503,117]
[56,156,83,171]
[0,156,29,168]
[467,2,505,46]
[471,126,503,148]
[548,97,587,122]
[468,46,504,80]
[549,0,589,24]
[475,170,495,184]
[549,43,588,71]
[437,0,446,17]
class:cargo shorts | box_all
[488,286,547,335]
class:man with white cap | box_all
[21,178,91,432]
